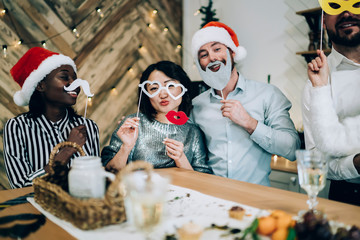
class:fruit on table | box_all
[256,210,295,240]
[295,210,360,240]
[257,216,277,235]
[271,228,288,240]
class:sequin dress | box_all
[101,113,213,174]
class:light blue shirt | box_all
[191,73,300,186]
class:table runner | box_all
[28,184,269,239]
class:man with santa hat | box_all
[190,22,300,186]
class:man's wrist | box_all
[246,118,258,135]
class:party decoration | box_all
[195,49,232,98]
[136,80,188,131]
[138,81,187,100]
[318,0,360,15]
[139,80,162,98]
[64,79,94,97]
[165,111,189,125]
[199,0,219,28]
[64,79,94,118]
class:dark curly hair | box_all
[139,61,192,121]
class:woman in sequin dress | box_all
[101,61,213,174]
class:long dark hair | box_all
[139,61,192,121]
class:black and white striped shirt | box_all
[3,111,100,188]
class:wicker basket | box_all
[33,141,153,230]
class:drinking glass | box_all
[123,171,170,239]
[296,150,328,211]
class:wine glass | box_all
[123,171,170,239]
[296,150,328,214]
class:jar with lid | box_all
[68,156,115,199]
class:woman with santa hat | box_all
[3,47,100,188]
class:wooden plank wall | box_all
[0,0,182,189]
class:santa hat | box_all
[10,47,77,106]
[191,21,247,63]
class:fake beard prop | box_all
[64,79,94,97]
[195,49,232,93]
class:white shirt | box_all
[302,48,360,182]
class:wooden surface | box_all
[158,168,360,226]
[0,168,359,239]
[295,7,322,16]
[270,155,298,174]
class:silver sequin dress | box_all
[101,113,213,174]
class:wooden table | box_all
[1,168,359,239]
[270,155,297,173]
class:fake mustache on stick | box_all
[64,78,94,118]
[64,79,94,97]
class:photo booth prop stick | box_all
[64,79,94,118]
[137,80,188,155]
[164,110,189,155]
[137,80,188,118]
[320,9,324,51]
[165,111,189,125]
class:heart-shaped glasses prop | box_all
[64,79,94,118]
[136,80,188,118]
[139,80,187,100]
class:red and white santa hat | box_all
[191,21,247,63]
[10,47,77,106]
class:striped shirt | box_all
[3,111,100,188]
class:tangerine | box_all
[271,228,288,240]
[276,214,292,229]
[257,216,277,235]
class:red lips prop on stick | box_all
[164,111,189,155]
[165,111,189,125]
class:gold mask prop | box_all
[319,0,360,15]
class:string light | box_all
[128,67,134,73]
[175,44,182,53]
[140,2,183,54]
[72,27,80,38]
[2,45,7,58]
[110,86,118,96]
[96,7,104,18]
[0,4,107,54]
[194,9,200,16]
[0,2,182,59]
[0,8,7,16]
[87,97,93,107]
